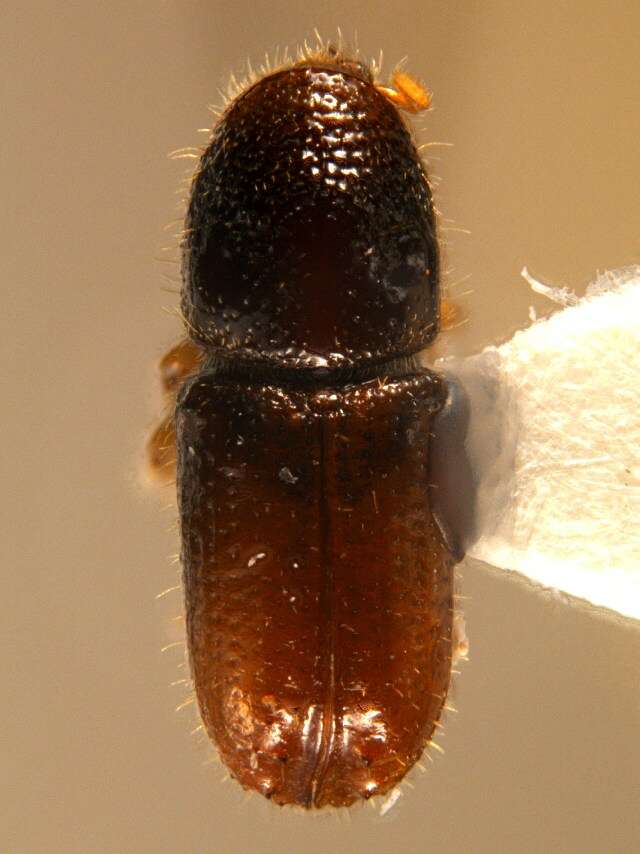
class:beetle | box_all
[148,44,473,808]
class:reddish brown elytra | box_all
[149,45,470,808]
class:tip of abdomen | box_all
[201,689,448,809]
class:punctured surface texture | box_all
[177,371,453,807]
[182,64,440,370]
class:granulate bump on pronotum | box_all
[148,41,474,809]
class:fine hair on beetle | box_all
[147,35,474,810]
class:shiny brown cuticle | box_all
[149,49,470,808]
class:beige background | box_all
[3,2,639,852]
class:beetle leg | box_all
[440,297,465,331]
[146,338,204,485]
